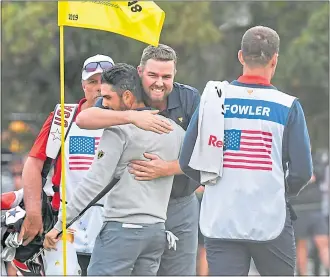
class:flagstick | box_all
[59,25,67,276]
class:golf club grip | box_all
[56,178,119,238]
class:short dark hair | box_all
[140,44,177,67]
[241,26,280,67]
[101,63,144,102]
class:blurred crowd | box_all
[1,148,26,193]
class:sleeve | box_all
[54,126,126,231]
[29,112,54,161]
[283,100,313,196]
[187,88,201,122]
[179,104,201,183]
[94,97,106,109]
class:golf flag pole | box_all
[57,1,165,275]
[59,25,68,276]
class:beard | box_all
[119,97,130,111]
[144,87,170,103]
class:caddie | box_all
[19,54,115,276]
[179,26,313,276]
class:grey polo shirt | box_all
[95,82,201,198]
[55,110,185,228]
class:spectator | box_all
[290,166,329,275]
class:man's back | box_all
[180,79,311,240]
[101,115,185,224]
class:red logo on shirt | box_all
[208,135,223,148]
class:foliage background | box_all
[1,1,329,152]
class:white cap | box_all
[81,54,115,80]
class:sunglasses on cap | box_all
[83,61,114,72]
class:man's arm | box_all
[54,126,126,231]
[19,112,54,245]
[128,87,201,181]
[187,87,201,122]
[128,153,183,181]
[76,107,135,129]
[75,97,173,134]
[179,106,201,183]
[284,100,313,196]
[22,157,44,214]
[165,160,183,175]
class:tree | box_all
[2,1,220,112]
[1,1,329,150]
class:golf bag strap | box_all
[41,104,78,184]
[41,104,78,214]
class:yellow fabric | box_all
[58,1,165,46]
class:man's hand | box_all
[129,110,173,134]
[43,228,60,251]
[129,153,169,181]
[18,213,43,246]
[309,174,316,183]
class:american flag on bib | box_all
[223,129,273,171]
[69,136,100,171]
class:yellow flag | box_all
[58,1,165,46]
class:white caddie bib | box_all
[46,104,78,159]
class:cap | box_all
[81,54,115,81]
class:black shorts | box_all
[293,210,328,239]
